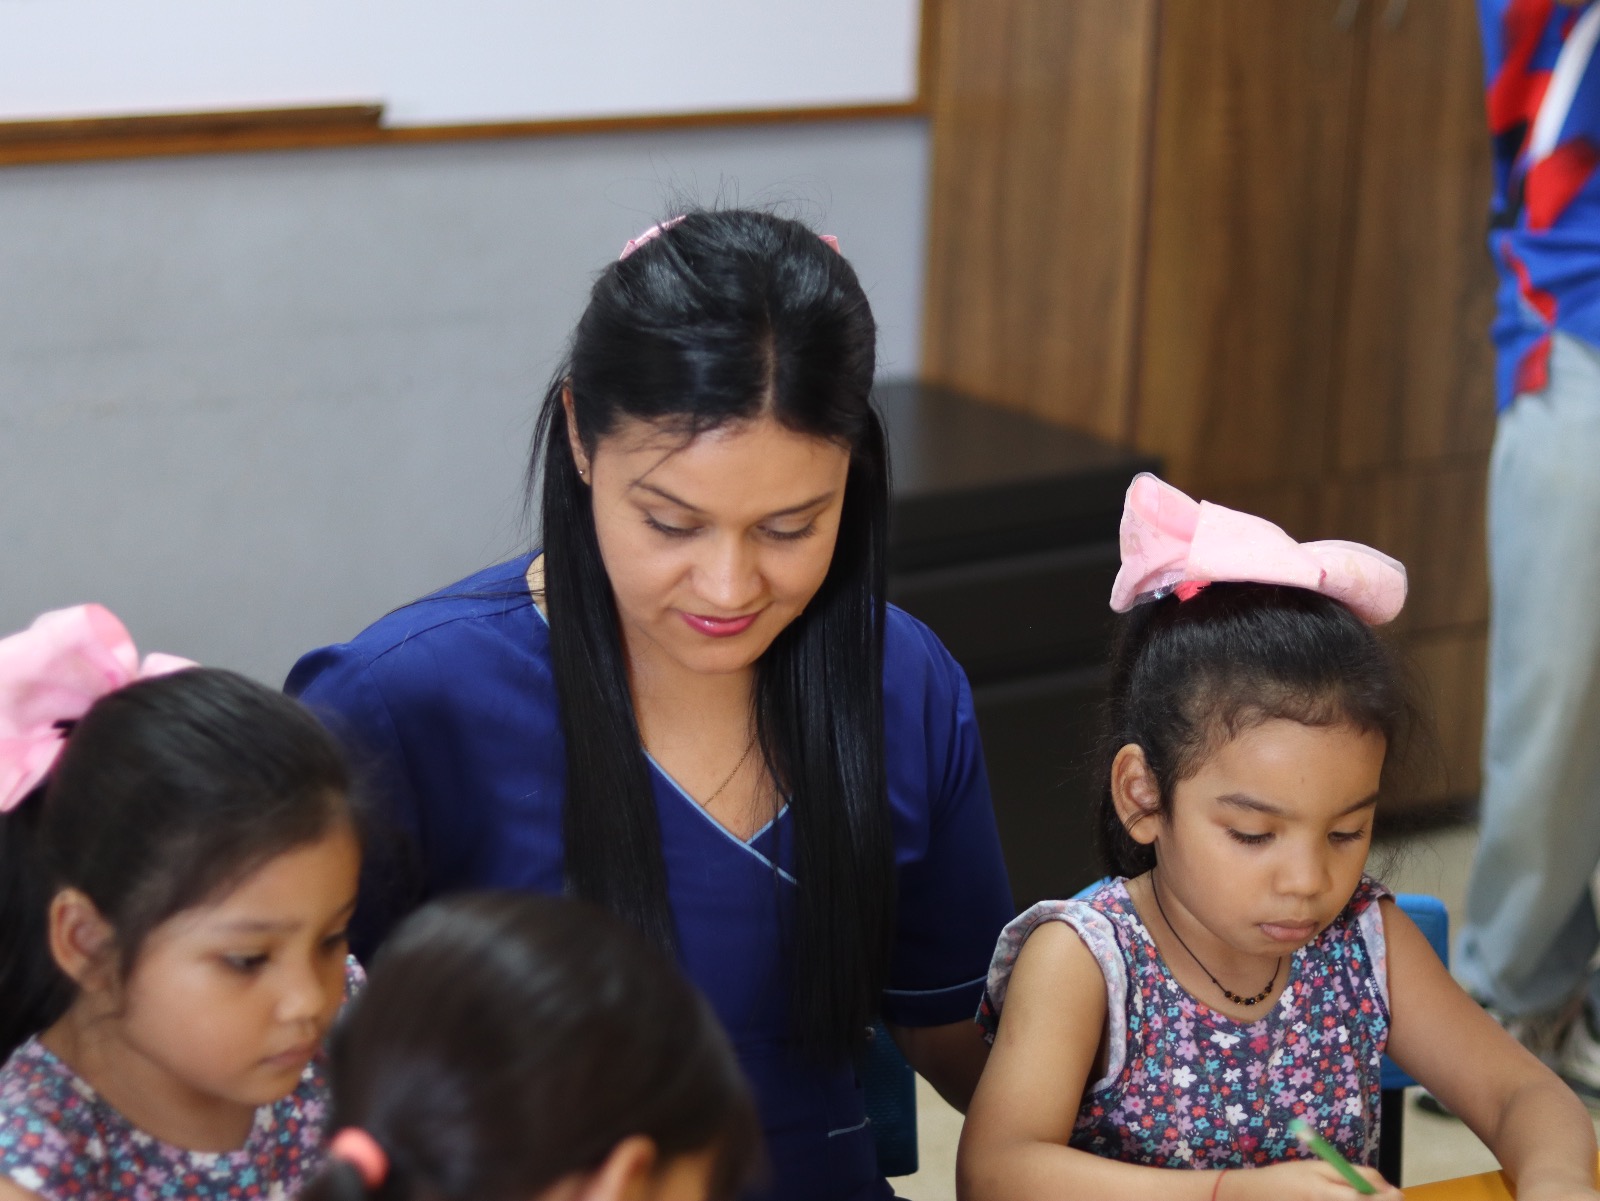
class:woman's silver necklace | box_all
[1150,871,1281,1008]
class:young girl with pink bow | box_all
[0,605,363,1201]
[958,475,1600,1201]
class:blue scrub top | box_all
[287,555,1015,1201]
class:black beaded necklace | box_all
[1150,871,1281,1008]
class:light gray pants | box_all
[1457,332,1600,1018]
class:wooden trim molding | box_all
[380,100,927,146]
[0,104,385,166]
[0,98,927,168]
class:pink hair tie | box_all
[617,216,844,261]
[1109,473,1407,625]
[618,214,687,260]
[0,604,196,813]
[328,1128,389,1189]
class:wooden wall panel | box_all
[1135,0,1363,493]
[1334,0,1498,470]
[1200,478,1323,542]
[923,0,1494,810]
[922,0,1158,441]
[1318,455,1489,635]
[1404,626,1488,802]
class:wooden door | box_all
[1133,0,1368,505]
[919,0,1494,810]
[1325,0,1498,801]
[921,0,1159,442]
[1333,0,1497,473]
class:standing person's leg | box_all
[1457,332,1600,1071]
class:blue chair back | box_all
[1381,892,1448,1090]
[863,1021,919,1176]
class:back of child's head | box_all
[0,654,356,1057]
[1098,581,1419,877]
[303,892,762,1201]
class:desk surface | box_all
[1406,1168,1516,1201]
[1406,1152,1600,1200]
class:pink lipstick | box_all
[680,611,759,638]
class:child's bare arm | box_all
[957,919,1134,1200]
[1383,898,1599,1201]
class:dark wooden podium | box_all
[878,381,1159,910]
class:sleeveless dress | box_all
[979,876,1391,1168]
[0,958,361,1199]
[0,1041,329,1200]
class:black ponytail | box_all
[0,787,72,1055]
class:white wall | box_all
[0,119,930,682]
[0,0,920,123]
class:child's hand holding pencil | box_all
[1290,1118,1380,1194]
[1206,1121,1403,1201]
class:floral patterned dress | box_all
[978,876,1391,1168]
[0,958,361,1199]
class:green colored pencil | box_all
[1288,1118,1377,1194]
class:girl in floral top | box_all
[0,605,363,1201]
[958,476,1600,1201]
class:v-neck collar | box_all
[646,749,796,882]
[526,555,796,879]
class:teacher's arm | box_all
[286,644,429,958]
[887,1018,991,1112]
[879,614,1017,1113]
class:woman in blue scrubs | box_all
[287,209,1014,1201]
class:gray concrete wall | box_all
[0,118,929,682]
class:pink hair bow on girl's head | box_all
[0,604,196,812]
[1109,473,1408,625]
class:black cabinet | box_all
[879,381,1158,909]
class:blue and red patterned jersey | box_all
[1479,0,1600,408]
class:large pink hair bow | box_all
[1110,473,1407,625]
[0,604,196,812]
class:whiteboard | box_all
[0,0,922,126]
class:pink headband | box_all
[618,215,842,260]
[1110,473,1407,625]
[328,1128,389,1189]
[0,604,196,813]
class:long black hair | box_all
[1097,582,1422,878]
[300,893,762,1201]
[533,208,891,1058]
[0,668,357,1058]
